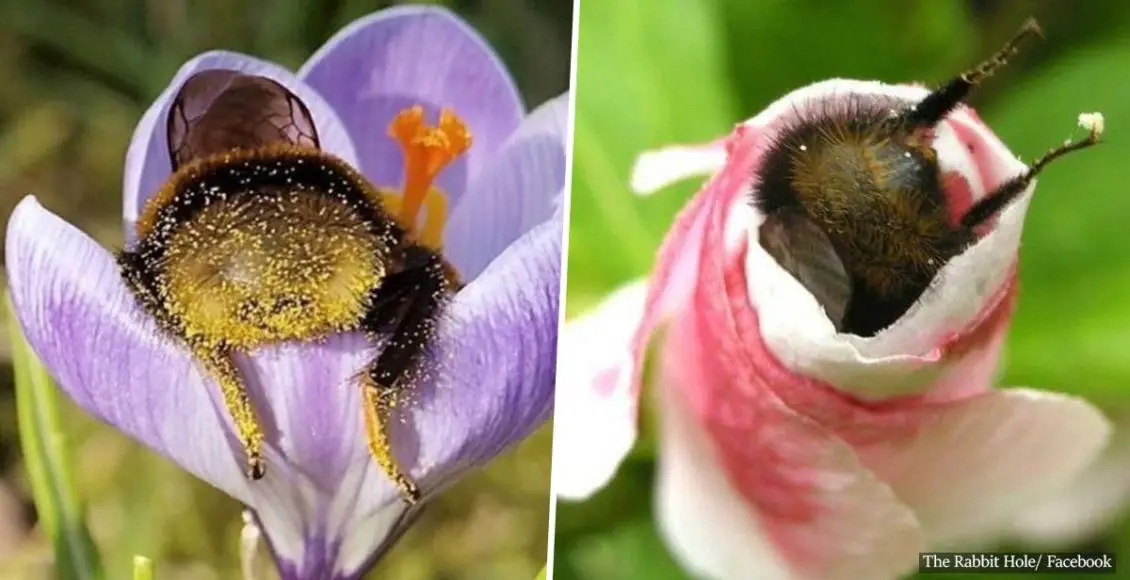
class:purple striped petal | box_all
[298,5,524,205]
[253,210,565,574]
[445,93,570,280]
[425,209,562,472]
[121,51,359,245]
[240,335,422,577]
[7,197,253,501]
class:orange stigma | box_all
[387,106,471,246]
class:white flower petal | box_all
[630,139,728,195]
[552,279,649,500]
[1006,419,1130,547]
[858,388,1111,547]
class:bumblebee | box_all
[117,69,470,504]
[754,18,1102,337]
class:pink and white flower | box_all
[553,79,1112,580]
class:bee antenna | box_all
[961,114,1103,229]
[903,18,1043,129]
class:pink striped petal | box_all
[659,129,923,578]
[554,134,737,500]
[659,307,923,580]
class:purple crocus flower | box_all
[6,5,566,579]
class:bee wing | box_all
[166,70,321,170]
[759,212,851,331]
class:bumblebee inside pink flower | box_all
[556,18,1113,580]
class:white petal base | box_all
[1006,420,1130,547]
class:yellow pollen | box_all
[387,106,471,248]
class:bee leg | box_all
[360,245,450,505]
[961,122,1103,229]
[197,348,267,480]
[117,250,267,478]
[906,18,1042,128]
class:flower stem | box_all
[6,296,105,580]
[240,509,261,580]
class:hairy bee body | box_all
[121,146,403,350]
[751,18,1101,337]
[755,107,976,336]
[115,70,462,503]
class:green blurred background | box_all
[0,0,572,578]
[560,0,1130,579]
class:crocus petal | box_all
[298,5,524,203]
[858,388,1110,547]
[6,197,251,503]
[235,264,566,578]
[656,326,923,580]
[445,92,570,280]
[552,279,648,500]
[423,209,562,472]
[230,335,410,577]
[629,138,728,195]
[338,208,562,572]
[122,51,360,245]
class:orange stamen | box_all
[388,106,471,237]
[380,188,448,249]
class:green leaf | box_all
[567,0,739,312]
[556,515,690,580]
[7,297,105,580]
[533,565,547,580]
[555,458,656,542]
[720,0,975,114]
[7,2,175,100]
[132,556,154,580]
